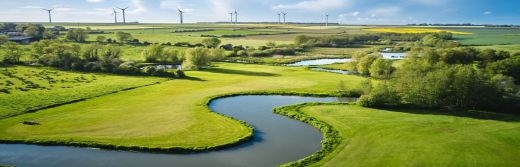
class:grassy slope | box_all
[298,104,520,167]
[0,66,166,118]
[0,62,365,149]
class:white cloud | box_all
[160,0,193,12]
[87,0,105,3]
[128,0,147,14]
[338,7,404,25]
[273,0,347,12]
[483,11,492,15]
[209,0,236,19]
[19,6,45,9]
[368,6,401,17]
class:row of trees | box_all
[294,32,453,47]
[356,47,520,112]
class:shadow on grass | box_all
[378,106,520,122]
[181,76,207,81]
[202,68,279,77]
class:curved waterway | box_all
[0,95,352,167]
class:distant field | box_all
[0,66,166,118]
[442,27,520,45]
[364,27,473,35]
[475,44,520,53]
[297,104,520,167]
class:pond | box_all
[0,95,354,167]
[380,52,406,60]
[286,58,351,66]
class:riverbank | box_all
[0,62,365,153]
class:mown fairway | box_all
[0,66,166,118]
[298,104,520,167]
[0,63,365,148]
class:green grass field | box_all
[297,104,520,166]
[443,27,520,45]
[475,44,520,53]
[0,62,366,149]
[0,66,167,118]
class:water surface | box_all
[287,58,351,66]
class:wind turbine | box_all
[42,8,54,23]
[234,9,238,24]
[112,8,119,23]
[325,14,329,27]
[177,8,184,24]
[277,13,281,24]
[117,7,129,24]
[228,12,234,24]
[282,12,288,24]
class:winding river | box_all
[0,95,351,167]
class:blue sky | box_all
[0,0,519,24]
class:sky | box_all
[0,0,519,25]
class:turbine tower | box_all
[228,12,234,24]
[325,14,329,27]
[42,8,54,23]
[282,12,288,24]
[112,8,119,23]
[234,9,238,24]
[117,7,129,24]
[177,8,184,24]
[277,13,281,24]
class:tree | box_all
[2,42,22,64]
[369,57,395,79]
[208,48,226,61]
[43,29,58,39]
[201,37,221,48]
[99,45,123,71]
[183,47,210,70]
[0,35,8,45]
[96,36,107,43]
[163,48,181,63]
[116,31,133,43]
[82,43,102,62]
[142,44,164,63]
[65,28,88,42]
[357,54,379,75]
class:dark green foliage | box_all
[115,31,133,43]
[294,32,438,47]
[0,35,9,45]
[360,46,520,112]
[65,28,88,42]
[1,42,22,64]
[486,57,520,84]
[201,37,221,48]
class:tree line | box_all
[354,46,520,112]
[294,32,453,47]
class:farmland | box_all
[0,66,167,118]
[1,22,520,167]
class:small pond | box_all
[286,58,351,66]
[380,52,406,60]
